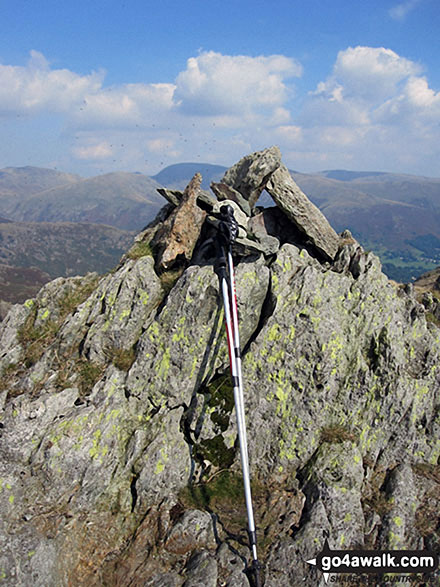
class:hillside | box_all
[0,264,51,304]
[0,147,439,586]
[0,221,134,280]
[152,162,226,190]
[0,166,80,218]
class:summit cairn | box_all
[150,146,340,268]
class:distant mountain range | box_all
[1,162,440,303]
[0,167,164,231]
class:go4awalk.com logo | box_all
[306,540,439,583]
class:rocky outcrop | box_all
[0,148,439,586]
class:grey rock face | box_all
[1,149,440,586]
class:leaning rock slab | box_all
[219,146,281,208]
[266,163,340,261]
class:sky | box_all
[1,0,440,177]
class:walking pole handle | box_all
[218,204,238,247]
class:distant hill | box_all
[0,169,166,231]
[1,163,440,284]
[414,266,440,292]
[152,163,226,190]
[319,170,389,181]
[0,165,80,197]
[0,221,135,280]
[316,169,440,211]
[9,172,165,231]
[0,166,80,218]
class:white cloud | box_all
[71,83,176,129]
[317,46,422,103]
[275,125,303,142]
[72,141,113,160]
[405,76,440,110]
[174,51,302,119]
[389,0,423,21]
[0,50,103,116]
[300,45,430,129]
[285,45,440,175]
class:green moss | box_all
[77,359,106,397]
[58,276,100,317]
[197,435,235,469]
[0,363,20,392]
[17,308,58,368]
[179,470,245,515]
[157,347,171,379]
[14,276,100,376]
[159,268,183,295]
[154,448,169,475]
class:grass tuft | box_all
[127,241,153,260]
[320,425,358,444]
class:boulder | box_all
[210,182,251,216]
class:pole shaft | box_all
[219,250,261,583]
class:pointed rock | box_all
[266,163,340,260]
[156,187,182,207]
[152,173,207,271]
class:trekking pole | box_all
[214,205,262,587]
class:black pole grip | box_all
[218,204,238,246]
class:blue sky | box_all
[1,0,439,176]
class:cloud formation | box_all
[174,51,301,120]
[1,47,440,176]
[389,0,423,21]
[0,50,103,116]
[293,46,440,173]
